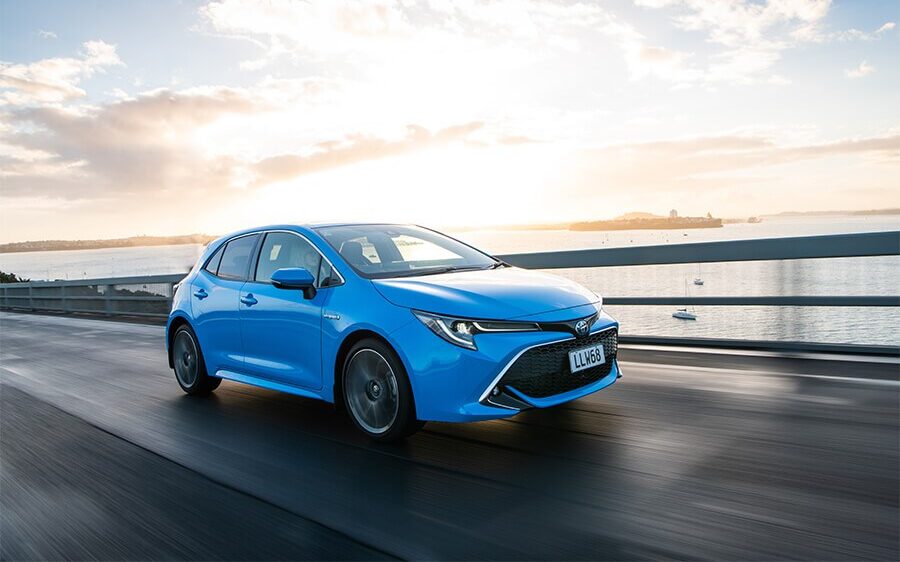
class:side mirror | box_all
[271,267,317,299]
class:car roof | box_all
[209,222,421,244]
[219,222,410,235]
[305,222,412,229]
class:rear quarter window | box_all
[203,244,225,275]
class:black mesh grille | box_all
[499,328,617,399]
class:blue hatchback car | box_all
[167,224,620,440]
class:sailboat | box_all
[693,263,704,286]
[673,308,697,320]
[673,278,698,320]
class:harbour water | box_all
[2,215,897,345]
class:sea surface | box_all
[2,215,898,345]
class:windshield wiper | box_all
[384,265,485,278]
[488,260,510,269]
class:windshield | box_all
[315,224,499,279]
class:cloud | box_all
[566,132,900,197]
[38,30,58,39]
[1,77,492,202]
[1,87,262,199]
[651,0,831,46]
[251,121,485,185]
[634,0,832,84]
[785,135,900,159]
[830,20,896,41]
[845,60,874,79]
[200,0,413,65]
[0,40,122,106]
[204,0,844,90]
[625,42,699,82]
[200,0,612,70]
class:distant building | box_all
[669,209,678,219]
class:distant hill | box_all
[0,234,216,254]
[614,211,665,220]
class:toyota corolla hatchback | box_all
[167,224,620,440]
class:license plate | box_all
[568,344,605,374]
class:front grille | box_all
[498,328,617,399]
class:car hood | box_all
[371,267,599,320]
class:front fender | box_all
[319,281,415,404]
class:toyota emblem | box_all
[575,319,589,336]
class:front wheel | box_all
[342,338,423,441]
[171,325,221,395]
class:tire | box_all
[342,338,424,441]
[171,324,221,396]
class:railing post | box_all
[103,285,113,316]
[29,283,34,312]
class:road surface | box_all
[1,312,897,560]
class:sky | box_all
[0,0,898,242]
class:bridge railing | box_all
[2,231,898,354]
[0,274,184,319]
[497,230,900,308]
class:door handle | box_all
[240,293,258,306]
[193,289,208,300]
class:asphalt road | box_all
[1,312,897,560]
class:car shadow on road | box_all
[159,381,638,559]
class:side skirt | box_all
[214,369,330,402]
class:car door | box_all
[239,231,339,390]
[191,233,260,375]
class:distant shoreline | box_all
[0,235,215,255]
[467,208,899,232]
[570,217,723,231]
[762,208,900,217]
[3,208,897,253]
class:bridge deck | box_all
[1,312,897,560]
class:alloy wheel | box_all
[173,330,199,388]
[345,349,399,434]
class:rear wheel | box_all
[342,338,423,441]
[172,325,221,395]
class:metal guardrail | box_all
[498,230,900,309]
[1,231,898,352]
[498,230,900,268]
[0,274,184,319]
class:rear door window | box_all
[217,234,260,280]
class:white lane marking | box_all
[619,360,900,386]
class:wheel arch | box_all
[166,315,192,369]
[332,329,411,413]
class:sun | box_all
[225,142,567,230]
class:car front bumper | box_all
[390,308,620,422]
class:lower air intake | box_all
[499,328,617,398]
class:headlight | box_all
[413,311,540,350]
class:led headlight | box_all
[413,311,540,350]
